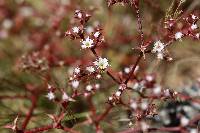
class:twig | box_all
[22,95,37,130]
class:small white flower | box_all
[101,36,105,42]
[128,121,133,126]
[108,96,113,101]
[191,24,198,30]
[71,80,79,89]
[153,85,161,95]
[146,75,153,82]
[118,85,124,90]
[152,41,165,53]
[86,85,93,91]
[96,74,101,79]
[65,31,71,36]
[196,33,200,39]
[95,84,100,89]
[141,101,148,110]
[81,37,94,49]
[86,26,94,34]
[164,89,170,97]
[74,67,80,74]
[130,101,137,109]
[46,91,55,100]
[180,116,189,126]
[192,14,197,20]
[133,82,139,90]
[72,26,79,33]
[94,31,100,38]
[124,67,130,74]
[19,7,33,17]
[62,92,69,101]
[86,13,90,17]
[2,19,13,29]
[93,57,109,70]
[175,32,183,40]
[75,10,80,13]
[115,91,121,97]
[47,84,52,89]
[141,122,149,132]
[77,12,82,18]
[157,52,164,60]
[174,91,178,95]
[86,66,95,73]
[189,129,198,133]
[62,92,75,102]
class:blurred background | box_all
[0,0,200,133]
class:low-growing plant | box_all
[1,0,200,133]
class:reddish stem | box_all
[95,105,112,122]
[132,0,144,47]
[24,124,79,133]
[22,95,37,130]
[124,52,143,84]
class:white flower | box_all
[96,74,101,79]
[65,31,71,36]
[93,57,109,70]
[157,52,164,60]
[128,121,133,126]
[124,67,130,74]
[146,75,153,82]
[86,66,95,73]
[62,92,70,101]
[133,82,139,90]
[153,85,161,95]
[86,26,94,34]
[86,13,90,17]
[74,67,80,74]
[86,85,93,91]
[141,122,149,132]
[94,31,100,38]
[71,80,79,89]
[189,129,198,133]
[115,91,121,97]
[130,101,137,109]
[191,24,198,30]
[75,10,80,13]
[175,32,183,40]
[47,84,52,89]
[192,14,197,20]
[118,85,124,90]
[72,26,79,33]
[81,37,94,49]
[62,92,75,102]
[95,84,100,89]
[108,96,113,101]
[2,19,13,29]
[196,33,200,39]
[152,41,165,53]
[46,91,55,100]
[180,116,189,126]
[19,7,33,17]
[164,89,170,97]
[141,101,148,110]
[77,12,82,18]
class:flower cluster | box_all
[2,1,200,133]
